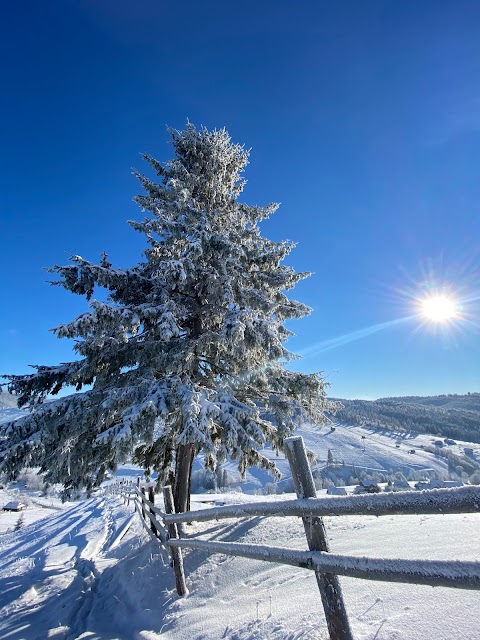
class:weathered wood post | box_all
[132,478,138,510]
[141,487,147,521]
[148,486,157,537]
[163,485,188,596]
[285,436,354,640]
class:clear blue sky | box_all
[1,0,479,399]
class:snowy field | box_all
[1,481,479,639]
[1,408,479,639]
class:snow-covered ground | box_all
[1,409,479,639]
[1,481,479,639]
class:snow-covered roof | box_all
[3,501,26,511]
[327,486,347,495]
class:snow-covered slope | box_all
[220,421,476,493]
[0,391,21,409]
[1,483,479,639]
[298,421,467,476]
[0,405,28,425]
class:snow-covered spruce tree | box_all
[1,124,331,509]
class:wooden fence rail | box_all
[167,538,480,590]
[162,485,480,524]
[109,436,480,640]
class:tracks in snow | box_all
[65,498,121,639]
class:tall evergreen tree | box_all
[1,124,330,509]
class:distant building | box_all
[415,481,430,491]
[354,481,381,494]
[415,480,464,490]
[428,479,446,489]
[393,477,410,491]
[327,486,347,496]
[3,501,26,512]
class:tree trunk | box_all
[173,443,195,513]
[172,306,200,515]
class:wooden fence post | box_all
[148,486,157,537]
[163,485,188,596]
[141,487,146,521]
[285,436,354,640]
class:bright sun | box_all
[421,295,457,323]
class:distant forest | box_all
[333,393,480,443]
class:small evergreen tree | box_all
[1,124,330,510]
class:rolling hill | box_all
[333,394,480,444]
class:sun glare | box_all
[421,295,457,323]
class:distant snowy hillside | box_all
[0,390,20,409]
[0,392,28,428]
[0,406,28,426]
[2,406,479,491]
[187,421,480,495]
[334,395,480,443]
[2,388,480,492]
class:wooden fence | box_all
[109,436,480,640]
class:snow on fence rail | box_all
[162,485,480,524]
[167,538,480,590]
[110,437,480,640]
